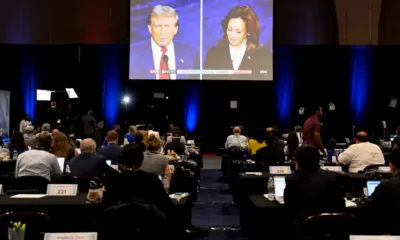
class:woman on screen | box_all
[203,5,272,80]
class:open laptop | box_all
[320,166,343,173]
[106,160,111,166]
[367,180,381,197]
[57,157,65,173]
[345,137,351,144]
[274,176,286,204]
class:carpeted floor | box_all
[191,156,247,239]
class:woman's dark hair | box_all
[121,144,144,168]
[286,132,299,158]
[8,132,26,151]
[252,128,266,143]
[172,127,182,137]
[295,145,320,172]
[219,5,261,50]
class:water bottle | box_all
[267,178,275,201]
[327,149,333,164]
[13,149,18,160]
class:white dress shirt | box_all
[151,38,176,80]
[225,134,248,149]
[229,42,247,70]
[20,120,31,133]
[338,142,385,173]
[148,130,161,140]
[15,150,62,181]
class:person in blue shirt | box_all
[124,125,136,144]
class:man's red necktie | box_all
[159,47,170,80]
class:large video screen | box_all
[129,0,273,81]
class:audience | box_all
[36,123,51,138]
[338,131,385,172]
[286,132,300,161]
[166,126,186,145]
[164,127,186,155]
[98,130,123,164]
[254,133,285,164]
[8,131,29,159]
[248,128,266,156]
[67,138,117,178]
[102,144,173,217]
[124,125,136,144]
[364,147,400,234]
[134,131,146,152]
[147,123,161,140]
[284,145,344,238]
[52,132,78,162]
[225,126,248,150]
[23,125,37,148]
[15,132,62,181]
[141,135,171,182]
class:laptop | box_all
[106,160,111,166]
[57,157,65,173]
[320,166,343,172]
[367,180,381,197]
[345,137,350,144]
[274,176,286,204]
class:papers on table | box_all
[10,194,46,198]
[244,172,263,176]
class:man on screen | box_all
[129,5,199,80]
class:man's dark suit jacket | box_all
[203,44,273,80]
[68,152,117,177]
[97,143,122,165]
[364,173,400,234]
[284,169,345,236]
[129,40,199,80]
[254,146,285,164]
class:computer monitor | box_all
[367,180,381,197]
[57,157,65,173]
[274,177,286,197]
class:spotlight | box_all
[123,96,130,104]
[166,96,169,99]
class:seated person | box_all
[284,145,345,238]
[248,128,267,156]
[8,131,29,159]
[286,132,300,161]
[102,144,174,217]
[147,123,161,140]
[134,131,146,152]
[164,137,186,156]
[225,126,248,150]
[23,126,37,148]
[254,133,285,164]
[166,127,186,145]
[15,132,62,181]
[124,125,136,145]
[364,148,400,234]
[98,130,122,164]
[52,132,78,162]
[266,127,285,150]
[141,135,171,182]
[67,138,117,177]
[338,131,384,172]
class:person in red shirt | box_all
[302,105,326,157]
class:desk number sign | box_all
[46,184,78,196]
[44,232,97,240]
[269,166,291,174]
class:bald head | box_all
[356,131,369,143]
[233,126,241,134]
[266,127,273,133]
[80,138,97,153]
[52,129,59,136]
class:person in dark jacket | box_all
[98,130,122,164]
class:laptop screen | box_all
[57,157,65,173]
[106,160,111,166]
[274,177,286,197]
[367,180,381,197]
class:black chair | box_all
[10,176,50,194]
[0,212,51,240]
[71,176,102,193]
[301,213,357,240]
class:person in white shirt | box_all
[225,126,248,149]
[338,131,385,173]
[147,123,161,140]
[19,114,32,133]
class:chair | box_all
[0,212,51,240]
[71,176,102,193]
[10,176,50,194]
[301,213,357,239]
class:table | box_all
[242,195,364,239]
